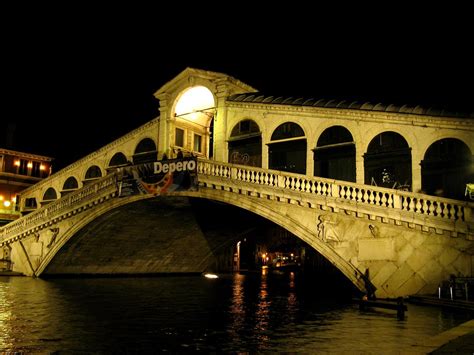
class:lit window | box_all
[19,160,28,175]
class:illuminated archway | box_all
[173,86,215,158]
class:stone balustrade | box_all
[197,159,473,236]
[1,158,472,246]
[0,174,118,245]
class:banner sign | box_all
[117,157,198,197]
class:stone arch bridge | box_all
[1,67,473,298]
[0,159,472,298]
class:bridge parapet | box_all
[198,159,473,238]
[1,158,472,247]
[0,173,118,245]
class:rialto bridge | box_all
[0,68,473,298]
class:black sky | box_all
[1,6,472,171]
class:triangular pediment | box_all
[153,67,256,98]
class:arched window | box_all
[43,187,57,201]
[314,126,355,182]
[109,152,128,167]
[269,122,306,174]
[421,138,472,199]
[364,132,412,190]
[85,166,102,180]
[228,119,262,167]
[133,138,157,164]
[63,176,79,190]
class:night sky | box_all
[2,6,472,172]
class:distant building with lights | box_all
[0,148,53,225]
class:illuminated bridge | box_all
[1,68,473,298]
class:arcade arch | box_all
[314,126,355,182]
[421,138,472,199]
[133,138,157,164]
[364,132,412,190]
[228,119,262,167]
[268,122,307,174]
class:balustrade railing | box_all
[0,174,118,242]
[1,159,471,244]
[197,159,472,224]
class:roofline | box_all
[0,148,54,162]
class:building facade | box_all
[0,148,52,225]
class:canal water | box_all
[0,271,471,353]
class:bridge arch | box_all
[313,125,356,182]
[421,138,473,199]
[33,191,366,292]
[228,119,262,167]
[268,122,307,174]
[188,190,366,292]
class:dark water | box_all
[0,271,471,353]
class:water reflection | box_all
[0,274,471,353]
[0,280,13,350]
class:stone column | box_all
[156,93,172,157]
[214,83,229,163]
[411,148,423,193]
[356,148,365,184]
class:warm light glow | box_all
[14,160,20,167]
[0,195,3,201]
[174,86,215,125]
[3,200,11,208]
[40,164,46,170]
[27,162,33,169]
[11,196,16,203]
[204,273,218,279]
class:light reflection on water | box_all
[0,272,471,353]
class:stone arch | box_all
[84,165,102,183]
[35,191,365,293]
[108,152,128,167]
[314,125,356,182]
[268,122,307,174]
[421,138,473,199]
[364,131,412,190]
[42,187,57,204]
[133,138,157,164]
[62,177,79,195]
[228,119,262,167]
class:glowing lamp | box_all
[27,162,33,169]
[3,200,11,208]
[14,160,20,166]
[40,164,46,170]
[0,195,3,201]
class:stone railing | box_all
[197,159,473,233]
[1,158,472,245]
[0,173,118,244]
